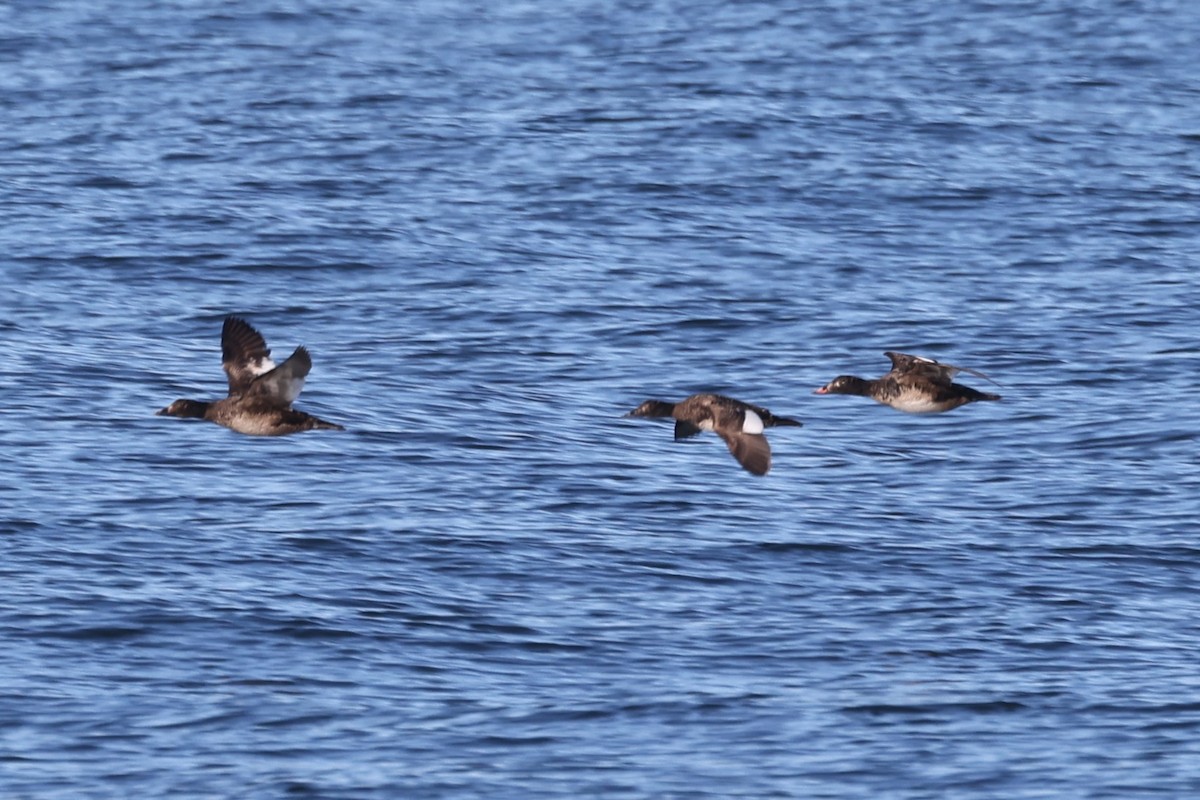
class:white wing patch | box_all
[247,356,276,377]
[741,408,765,434]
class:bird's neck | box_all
[644,400,677,418]
[841,377,876,397]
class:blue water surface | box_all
[2,1,1200,797]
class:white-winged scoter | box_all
[157,316,344,435]
[624,393,802,476]
[814,351,1000,413]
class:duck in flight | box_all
[624,393,802,476]
[157,316,344,435]
[814,351,1000,413]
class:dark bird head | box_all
[157,399,209,418]
[624,400,676,419]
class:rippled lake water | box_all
[3,1,1200,797]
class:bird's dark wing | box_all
[222,317,275,395]
[717,431,771,476]
[884,351,995,386]
[246,346,311,405]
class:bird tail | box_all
[965,387,1001,402]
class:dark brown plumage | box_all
[814,351,1000,413]
[624,393,802,476]
[157,316,344,435]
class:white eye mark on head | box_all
[742,408,764,434]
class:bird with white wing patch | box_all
[815,351,1001,413]
[624,393,802,476]
[157,316,344,435]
